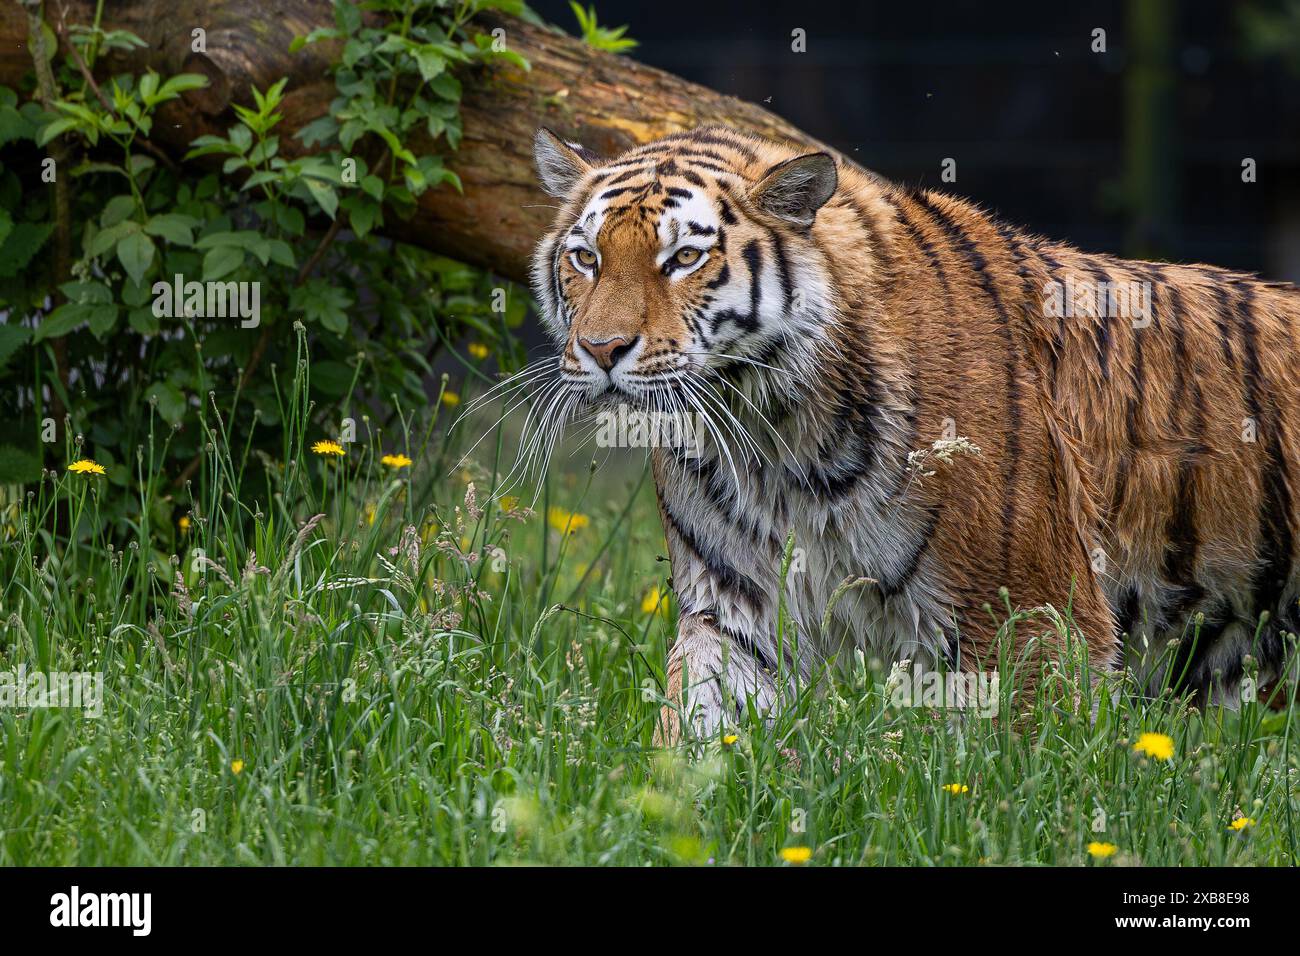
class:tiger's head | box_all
[529,126,840,413]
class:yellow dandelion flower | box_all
[441,391,461,408]
[1087,841,1118,858]
[1228,817,1256,832]
[67,459,106,476]
[547,506,589,535]
[779,846,812,864]
[230,759,244,775]
[498,495,519,512]
[311,440,346,457]
[722,734,738,746]
[178,515,191,532]
[468,342,490,360]
[942,783,970,795]
[1133,732,1175,761]
[381,453,413,468]
[642,586,663,614]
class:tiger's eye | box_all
[575,249,597,268]
[674,248,702,267]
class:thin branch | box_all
[51,1,178,171]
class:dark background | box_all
[530,0,1300,280]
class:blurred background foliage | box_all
[529,0,1300,274]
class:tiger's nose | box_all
[578,335,638,372]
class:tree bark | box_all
[0,1,843,284]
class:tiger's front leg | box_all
[655,613,784,745]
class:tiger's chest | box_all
[655,445,954,675]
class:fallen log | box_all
[0,1,843,283]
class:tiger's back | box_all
[873,180,1300,700]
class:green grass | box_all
[1,342,1297,866]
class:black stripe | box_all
[665,444,782,551]
[1211,284,1238,368]
[717,623,782,674]
[889,192,953,299]
[605,167,648,185]
[1110,273,1142,520]
[1238,281,1296,628]
[799,360,885,502]
[767,229,793,310]
[687,131,758,161]
[881,506,942,598]
[912,191,1021,581]
[705,262,731,291]
[1031,242,1069,393]
[681,160,733,175]
[1156,278,1205,622]
[1158,279,1208,624]
[661,500,766,608]
[1087,261,1116,380]
[710,241,763,335]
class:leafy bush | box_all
[0,0,530,538]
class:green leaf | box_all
[303,178,338,219]
[138,71,159,104]
[146,381,187,425]
[101,195,137,228]
[413,48,446,82]
[295,115,338,148]
[344,195,381,237]
[144,213,197,246]
[58,280,113,304]
[86,221,139,259]
[117,231,156,284]
[0,323,31,368]
[194,230,264,251]
[429,73,461,102]
[311,360,354,398]
[122,278,152,307]
[0,222,52,277]
[201,245,244,281]
[267,239,296,268]
[155,73,210,101]
[128,307,159,335]
[36,116,79,147]
[0,445,41,484]
[184,134,245,160]
[290,278,352,334]
[87,303,119,336]
[334,0,362,34]
[35,302,93,341]
[0,104,35,146]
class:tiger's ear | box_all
[749,153,838,226]
[533,128,596,198]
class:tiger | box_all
[525,123,1300,742]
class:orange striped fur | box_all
[528,125,1300,741]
